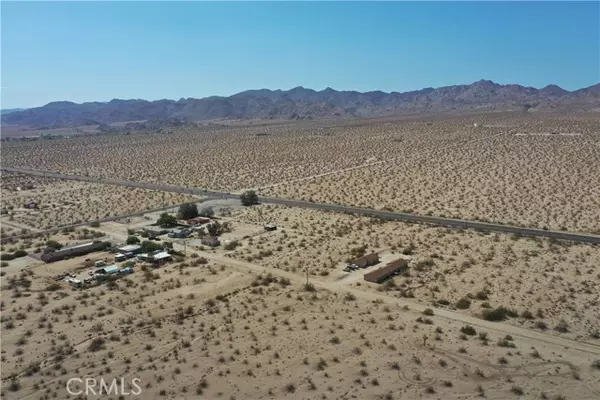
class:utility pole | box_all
[306,268,309,286]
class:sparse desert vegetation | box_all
[1,113,599,399]
[4,113,599,231]
[1,248,597,400]
[225,204,600,341]
[0,172,198,230]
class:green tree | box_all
[140,241,164,253]
[45,240,63,250]
[207,221,232,237]
[126,236,140,245]
[198,206,214,218]
[157,213,177,228]
[178,203,199,220]
[240,190,259,206]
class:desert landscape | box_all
[1,230,599,400]
[1,111,600,399]
[1,172,199,230]
[3,1,599,397]
[2,113,599,232]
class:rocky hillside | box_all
[3,80,599,127]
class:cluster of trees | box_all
[157,213,177,228]
[0,250,28,261]
[158,203,215,226]
[240,191,259,206]
[140,240,163,253]
[205,221,231,237]
[178,203,198,220]
[126,236,141,245]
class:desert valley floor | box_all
[1,112,599,399]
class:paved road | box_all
[0,199,212,243]
[3,166,599,244]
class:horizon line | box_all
[3,78,598,110]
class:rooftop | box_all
[118,244,142,252]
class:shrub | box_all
[284,383,296,393]
[423,308,434,316]
[45,240,63,250]
[240,191,259,207]
[455,297,471,309]
[304,283,316,292]
[46,283,61,291]
[90,221,100,228]
[460,325,477,336]
[475,290,489,300]
[0,253,15,261]
[126,236,140,245]
[510,386,524,395]
[88,337,105,352]
[521,310,534,319]
[554,319,569,333]
[224,241,240,251]
[535,321,548,330]
[482,306,518,321]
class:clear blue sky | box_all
[1,1,599,108]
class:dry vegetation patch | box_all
[1,252,597,400]
[1,173,198,230]
[226,205,600,341]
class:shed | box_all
[152,251,172,265]
[364,258,408,284]
[349,253,379,268]
[117,244,142,254]
[201,236,220,247]
[102,264,120,275]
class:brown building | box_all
[364,258,408,284]
[349,253,379,268]
[187,217,211,226]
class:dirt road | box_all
[189,249,600,357]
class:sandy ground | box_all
[1,113,599,399]
[1,241,599,400]
[0,172,199,230]
[223,205,600,343]
[3,113,598,232]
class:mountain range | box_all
[3,80,599,128]
[0,108,26,115]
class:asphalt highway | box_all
[2,166,599,244]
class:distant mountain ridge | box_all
[3,80,599,127]
[1,108,26,115]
